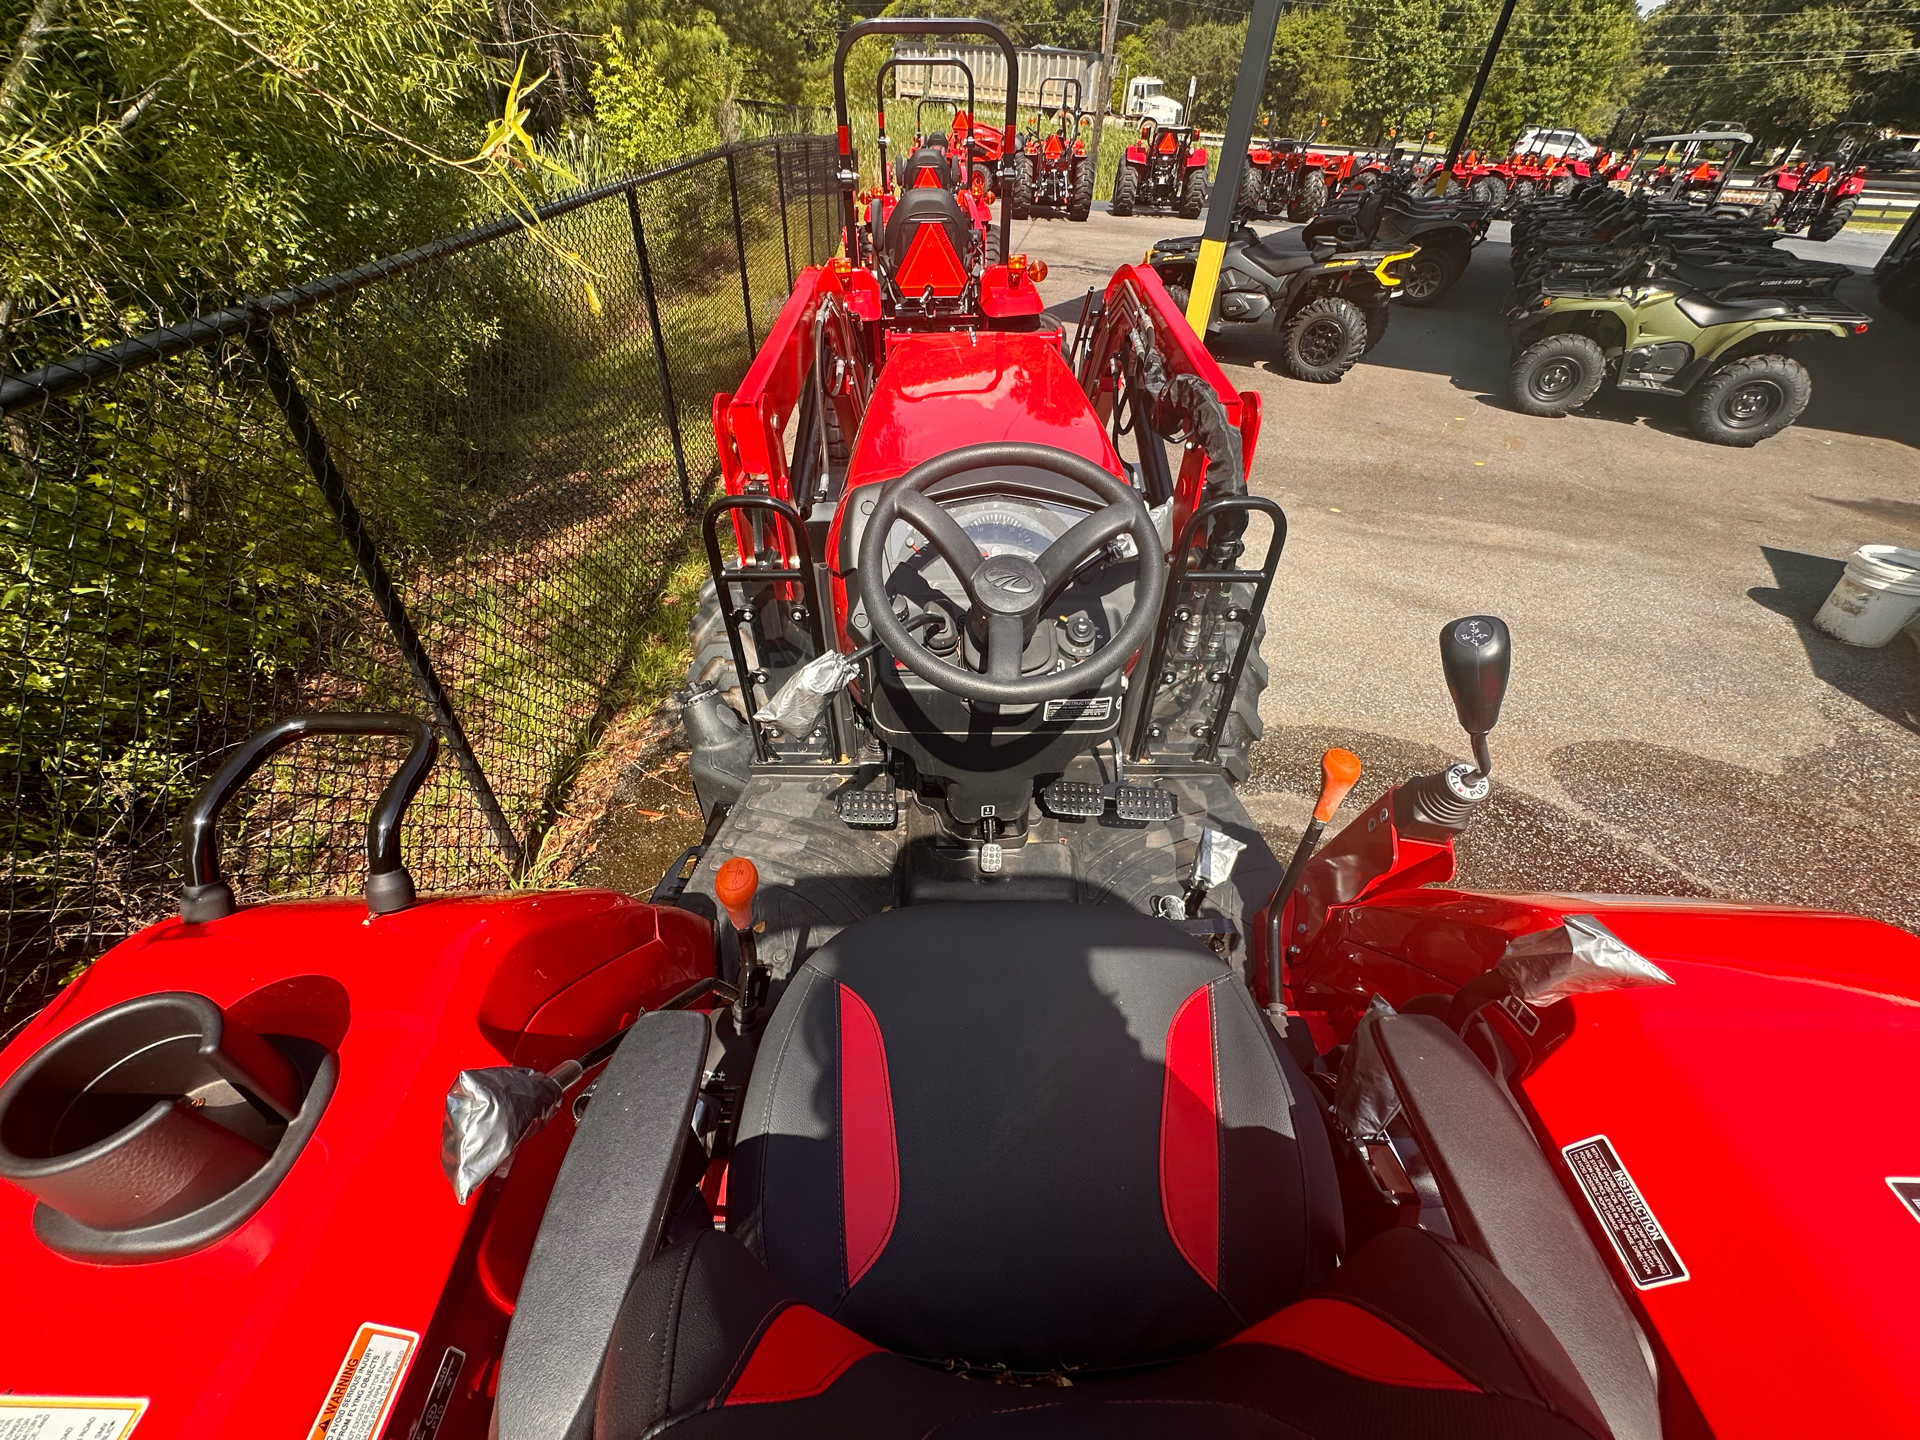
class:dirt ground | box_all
[585,205,1919,935]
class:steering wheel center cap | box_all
[973,554,1045,615]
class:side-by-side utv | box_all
[2,18,1916,1440]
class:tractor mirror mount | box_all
[1438,615,1510,776]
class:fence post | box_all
[627,187,694,515]
[726,149,758,353]
[774,140,796,290]
[245,320,525,873]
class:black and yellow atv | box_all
[1148,227,1417,382]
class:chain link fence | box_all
[0,134,839,1031]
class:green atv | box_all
[1506,252,1870,445]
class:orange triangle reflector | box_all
[895,221,969,296]
[913,166,944,188]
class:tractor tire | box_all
[1482,176,1509,212]
[984,223,1004,266]
[1509,333,1607,417]
[1236,162,1264,221]
[1509,179,1540,210]
[1111,162,1140,216]
[1469,177,1496,207]
[1687,354,1811,446]
[1165,283,1191,315]
[1007,161,1032,219]
[1359,299,1390,353]
[1277,296,1369,383]
[1754,189,1785,225]
[687,579,745,717]
[1396,247,1460,308]
[1550,174,1576,197]
[1067,160,1094,221]
[971,163,995,198]
[1288,170,1328,221]
[1178,169,1209,219]
[1808,198,1856,242]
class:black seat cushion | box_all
[882,186,973,280]
[1243,236,1317,277]
[898,145,957,191]
[594,1226,1609,1439]
[729,903,1342,1375]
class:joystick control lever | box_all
[714,858,766,1027]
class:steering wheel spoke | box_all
[1035,504,1136,604]
[984,612,1028,681]
[896,488,985,584]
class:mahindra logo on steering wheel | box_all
[980,558,1035,594]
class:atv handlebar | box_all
[856,442,1166,706]
[834,18,1017,264]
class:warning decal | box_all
[1888,1178,1920,1227]
[1562,1135,1689,1289]
[406,1347,466,1440]
[1043,696,1112,723]
[0,1396,146,1440]
[306,1323,419,1440]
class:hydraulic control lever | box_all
[714,858,767,1028]
[1263,748,1363,1028]
[1396,615,1511,841]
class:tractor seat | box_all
[883,185,973,281]
[898,145,958,191]
[590,905,1616,1438]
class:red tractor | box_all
[1017,78,1093,222]
[1754,121,1871,240]
[1111,118,1210,218]
[1240,123,1343,221]
[5,18,1920,1440]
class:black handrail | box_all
[833,18,1019,265]
[179,714,437,922]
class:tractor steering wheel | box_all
[856,442,1166,706]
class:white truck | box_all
[1124,76,1183,127]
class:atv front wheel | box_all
[1277,296,1368,383]
[1067,161,1094,221]
[1178,169,1209,220]
[1687,354,1811,446]
[1808,198,1856,242]
[1509,333,1606,416]
[1111,162,1140,216]
[1289,170,1327,221]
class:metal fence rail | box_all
[0,134,838,1029]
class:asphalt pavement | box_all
[1025,205,1920,931]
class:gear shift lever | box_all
[1438,615,1510,779]
[714,858,765,1027]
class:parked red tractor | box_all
[1111,118,1211,218]
[1754,121,1871,240]
[3,18,1918,1440]
[1240,123,1345,221]
[1017,78,1093,221]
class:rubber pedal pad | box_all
[1113,785,1176,822]
[1043,780,1107,818]
[835,788,899,829]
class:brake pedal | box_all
[1113,784,1176,823]
[835,787,899,829]
[1042,780,1107,818]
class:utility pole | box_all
[1438,0,1521,192]
[1089,0,1120,196]
[1184,0,1282,335]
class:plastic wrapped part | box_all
[753,651,859,734]
[1498,914,1674,1007]
[441,1065,569,1204]
[1192,827,1246,891]
[1333,995,1400,1142]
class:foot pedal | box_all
[835,787,899,829]
[1043,780,1107,818]
[1113,784,1176,823]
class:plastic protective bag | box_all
[1191,827,1246,892]
[753,651,859,735]
[1497,914,1673,1007]
[441,1063,577,1203]
[1333,995,1400,1142]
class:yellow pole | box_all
[1185,236,1227,334]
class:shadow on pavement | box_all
[1748,545,1920,737]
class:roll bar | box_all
[876,56,977,194]
[833,18,1018,263]
[1037,76,1082,120]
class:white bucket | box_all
[1812,545,1920,647]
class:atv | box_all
[1147,227,1415,380]
[1753,121,1871,240]
[1111,119,1210,218]
[7,19,1920,1440]
[1017,78,1093,221]
[1506,240,1869,444]
[1304,177,1489,307]
[1873,203,1920,320]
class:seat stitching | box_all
[658,1233,701,1418]
[750,965,823,1259]
[1427,1239,1577,1420]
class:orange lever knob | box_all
[1312,748,1363,824]
[714,857,759,933]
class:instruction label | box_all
[406,1347,466,1440]
[0,1397,146,1440]
[306,1323,419,1440]
[1888,1178,1920,1228]
[1043,696,1112,723]
[1562,1135,1688,1289]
